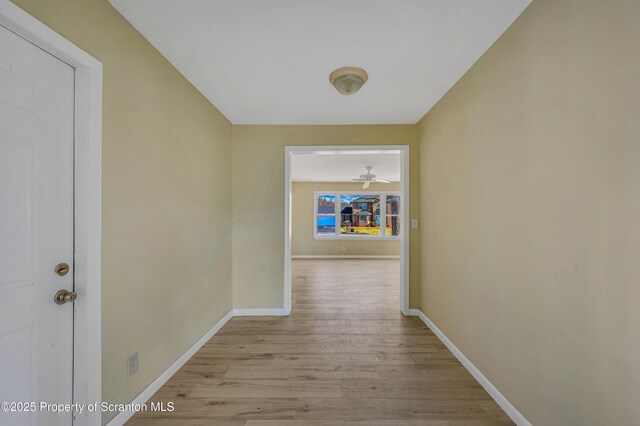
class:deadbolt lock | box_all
[54,289,77,305]
[54,263,70,276]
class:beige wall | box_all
[418,0,640,424]
[232,125,420,309]
[11,1,234,423]
[292,182,401,256]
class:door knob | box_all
[54,289,77,305]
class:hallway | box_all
[129,259,512,425]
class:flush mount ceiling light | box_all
[329,66,368,95]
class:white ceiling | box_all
[291,152,400,182]
[110,0,530,125]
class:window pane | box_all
[388,215,401,236]
[339,194,380,235]
[316,215,335,235]
[317,194,335,215]
[387,195,400,215]
[339,194,354,234]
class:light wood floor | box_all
[128,259,513,425]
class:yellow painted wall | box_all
[10,1,234,423]
[232,125,420,309]
[418,0,640,424]
[292,182,401,256]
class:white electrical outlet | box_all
[127,352,139,376]
[411,219,419,229]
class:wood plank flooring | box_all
[128,259,513,425]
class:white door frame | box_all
[284,145,410,315]
[0,2,102,425]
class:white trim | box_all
[292,255,400,259]
[233,308,287,316]
[400,147,409,315]
[314,235,400,241]
[106,310,234,426]
[408,309,532,426]
[283,149,292,315]
[0,3,103,426]
[285,145,410,316]
[282,146,404,154]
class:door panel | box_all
[0,25,75,426]
[0,136,33,289]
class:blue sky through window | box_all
[317,216,335,226]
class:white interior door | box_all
[0,24,75,426]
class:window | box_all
[314,191,400,239]
[315,194,335,235]
[386,195,401,237]
[342,194,379,235]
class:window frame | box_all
[313,191,401,240]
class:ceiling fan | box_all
[351,166,391,189]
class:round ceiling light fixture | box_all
[329,66,368,95]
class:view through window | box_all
[315,192,400,238]
[316,194,336,236]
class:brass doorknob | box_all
[54,289,77,305]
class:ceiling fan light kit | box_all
[329,66,368,95]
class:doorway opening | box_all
[284,146,409,315]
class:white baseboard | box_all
[291,255,400,259]
[408,309,531,426]
[106,310,234,426]
[233,308,287,316]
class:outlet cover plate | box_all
[128,352,139,376]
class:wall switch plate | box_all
[128,352,139,376]
[411,219,419,229]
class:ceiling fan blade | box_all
[373,179,391,183]
[351,178,367,181]
[363,181,371,189]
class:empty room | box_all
[0,0,638,425]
